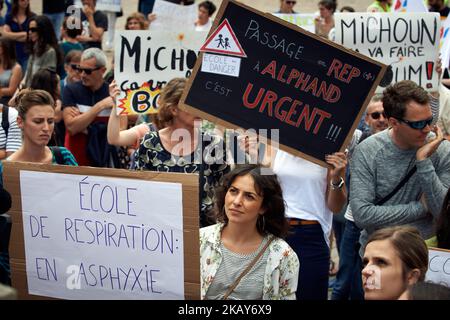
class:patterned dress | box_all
[134,130,229,226]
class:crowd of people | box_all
[0,0,450,300]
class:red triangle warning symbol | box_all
[200,19,247,58]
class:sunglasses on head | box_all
[74,66,102,75]
[396,117,433,130]
[369,111,386,120]
[28,27,38,33]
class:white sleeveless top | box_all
[273,149,332,247]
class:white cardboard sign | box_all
[20,171,184,300]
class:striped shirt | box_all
[0,107,22,153]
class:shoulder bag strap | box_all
[375,165,417,206]
[1,105,9,140]
[223,236,275,300]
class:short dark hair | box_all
[198,1,216,16]
[382,80,429,120]
[407,282,450,300]
[212,164,290,239]
[436,188,450,249]
[366,226,428,282]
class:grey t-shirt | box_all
[350,129,450,254]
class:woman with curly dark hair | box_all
[22,15,63,88]
[200,164,299,300]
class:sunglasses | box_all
[369,111,386,120]
[74,66,102,75]
[396,117,433,130]
[28,27,38,33]
[286,0,296,4]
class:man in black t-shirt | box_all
[75,0,108,49]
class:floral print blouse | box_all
[134,130,229,226]
[200,223,300,300]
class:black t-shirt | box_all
[80,10,108,49]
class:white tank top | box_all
[273,149,332,246]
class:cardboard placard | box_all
[180,0,386,167]
[426,247,450,287]
[114,30,207,115]
[3,162,200,300]
[335,12,441,93]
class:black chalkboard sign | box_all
[180,0,386,167]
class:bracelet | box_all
[330,177,344,190]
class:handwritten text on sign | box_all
[426,248,450,287]
[182,0,384,166]
[335,12,440,92]
[20,171,184,300]
[114,30,206,115]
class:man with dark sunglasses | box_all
[350,80,450,260]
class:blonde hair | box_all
[157,78,187,127]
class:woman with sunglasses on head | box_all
[200,164,299,300]
[22,15,63,89]
[2,0,35,72]
[362,226,428,300]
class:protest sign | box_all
[426,248,450,287]
[180,0,385,167]
[114,30,207,115]
[272,13,316,33]
[74,0,121,12]
[151,0,197,31]
[335,12,440,93]
[3,162,200,300]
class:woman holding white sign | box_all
[200,164,299,300]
